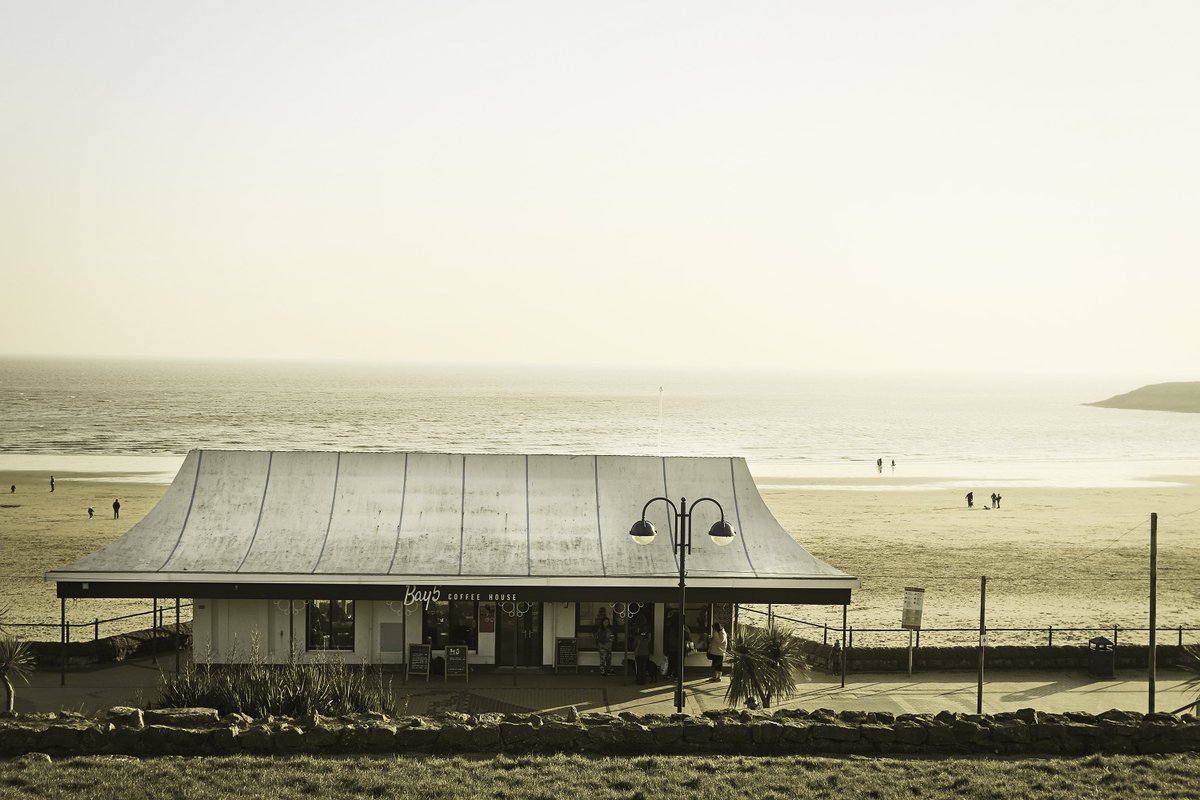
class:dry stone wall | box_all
[29,624,192,670]
[2,707,1199,758]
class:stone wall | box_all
[28,623,192,670]
[2,707,1198,758]
[796,638,1185,673]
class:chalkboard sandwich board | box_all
[554,637,578,673]
[407,643,431,682]
[445,644,469,682]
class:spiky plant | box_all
[725,624,807,709]
[0,636,36,713]
[1178,644,1200,715]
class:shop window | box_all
[576,603,642,652]
[306,599,355,651]
[423,601,478,650]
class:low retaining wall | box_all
[797,639,1185,673]
[29,623,192,670]
[2,707,1198,758]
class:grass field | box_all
[2,754,1200,800]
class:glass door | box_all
[496,603,542,667]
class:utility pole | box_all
[977,575,987,714]
[1149,512,1158,714]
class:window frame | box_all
[305,599,356,652]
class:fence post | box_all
[60,597,66,687]
[916,629,920,648]
[1048,626,1053,647]
[823,625,828,645]
[1179,626,1183,647]
[94,618,99,641]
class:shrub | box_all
[0,636,35,714]
[725,624,807,709]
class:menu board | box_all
[555,637,578,673]
[407,643,431,682]
[445,644,469,682]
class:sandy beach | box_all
[2,469,1197,646]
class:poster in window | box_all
[479,604,495,633]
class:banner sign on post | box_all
[901,587,925,631]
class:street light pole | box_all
[631,496,736,713]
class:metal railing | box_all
[2,602,194,643]
[739,606,1199,649]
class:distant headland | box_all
[1086,382,1200,413]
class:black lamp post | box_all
[630,496,736,713]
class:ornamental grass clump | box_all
[724,624,807,709]
[158,640,394,718]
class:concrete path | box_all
[16,653,1199,718]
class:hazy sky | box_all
[2,2,1196,377]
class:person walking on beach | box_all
[595,614,615,676]
[50,476,54,492]
[112,498,121,519]
[965,492,974,509]
[87,506,94,519]
[995,494,1002,508]
[990,492,997,508]
[9,485,13,494]
[707,622,728,682]
[877,457,883,473]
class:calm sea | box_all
[1,358,1197,488]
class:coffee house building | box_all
[48,450,858,671]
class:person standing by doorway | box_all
[707,622,728,682]
[112,498,121,519]
[595,614,614,676]
[633,627,651,685]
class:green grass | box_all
[2,754,1200,799]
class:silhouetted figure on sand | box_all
[50,476,55,492]
[877,458,883,473]
[113,498,121,519]
[966,492,974,509]
[87,507,94,518]
[990,492,997,508]
[995,494,1002,508]
[9,485,13,494]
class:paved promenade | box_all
[16,652,1199,718]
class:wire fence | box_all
[2,602,193,643]
[739,606,1200,649]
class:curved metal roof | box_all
[48,450,858,595]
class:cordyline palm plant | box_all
[724,624,807,709]
[0,636,36,714]
[1175,644,1200,715]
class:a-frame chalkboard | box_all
[407,643,431,682]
